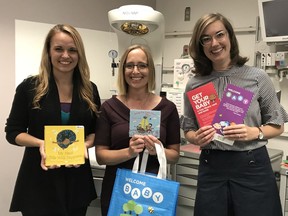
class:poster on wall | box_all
[173,58,194,89]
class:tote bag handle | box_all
[132,142,167,179]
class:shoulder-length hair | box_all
[32,24,98,113]
[117,44,156,95]
[189,13,248,76]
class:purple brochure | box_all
[212,84,254,145]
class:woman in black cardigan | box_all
[5,24,101,216]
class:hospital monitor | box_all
[258,0,288,45]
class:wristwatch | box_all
[258,127,264,140]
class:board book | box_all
[44,125,85,166]
[129,110,161,138]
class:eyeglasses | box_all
[124,62,148,71]
[200,31,227,46]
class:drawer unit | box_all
[172,144,201,216]
[87,166,105,216]
[280,166,288,216]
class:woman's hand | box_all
[188,125,216,147]
[143,135,159,155]
[39,140,60,170]
[143,135,180,164]
[222,124,260,141]
[63,142,90,168]
[39,140,48,170]
[64,143,89,168]
[129,135,145,158]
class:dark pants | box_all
[194,146,282,216]
[22,206,87,216]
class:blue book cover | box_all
[129,109,161,138]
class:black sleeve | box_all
[5,78,33,145]
[91,82,101,110]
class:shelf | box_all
[163,66,174,71]
[165,26,256,38]
[165,31,192,37]
[234,26,257,33]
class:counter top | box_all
[179,144,201,159]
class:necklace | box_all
[125,93,151,110]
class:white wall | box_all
[15,20,118,99]
[157,0,259,67]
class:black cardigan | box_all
[5,76,101,214]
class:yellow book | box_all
[44,125,85,166]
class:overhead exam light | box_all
[108,5,165,94]
[120,22,149,36]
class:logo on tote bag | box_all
[119,200,154,215]
[124,183,164,203]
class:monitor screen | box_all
[258,0,288,44]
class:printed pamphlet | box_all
[186,82,220,127]
[212,84,254,145]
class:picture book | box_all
[129,110,161,138]
[212,84,254,145]
[186,82,220,127]
[44,125,85,166]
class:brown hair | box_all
[189,13,248,76]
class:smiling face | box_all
[124,48,149,91]
[202,20,231,71]
[49,32,79,75]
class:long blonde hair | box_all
[32,24,98,113]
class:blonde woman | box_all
[94,44,180,215]
[5,24,101,216]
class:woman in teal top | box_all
[5,24,101,216]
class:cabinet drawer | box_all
[176,164,198,176]
[177,195,195,207]
[177,156,199,166]
[177,196,195,216]
[176,174,197,186]
[179,184,197,199]
[176,203,194,215]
